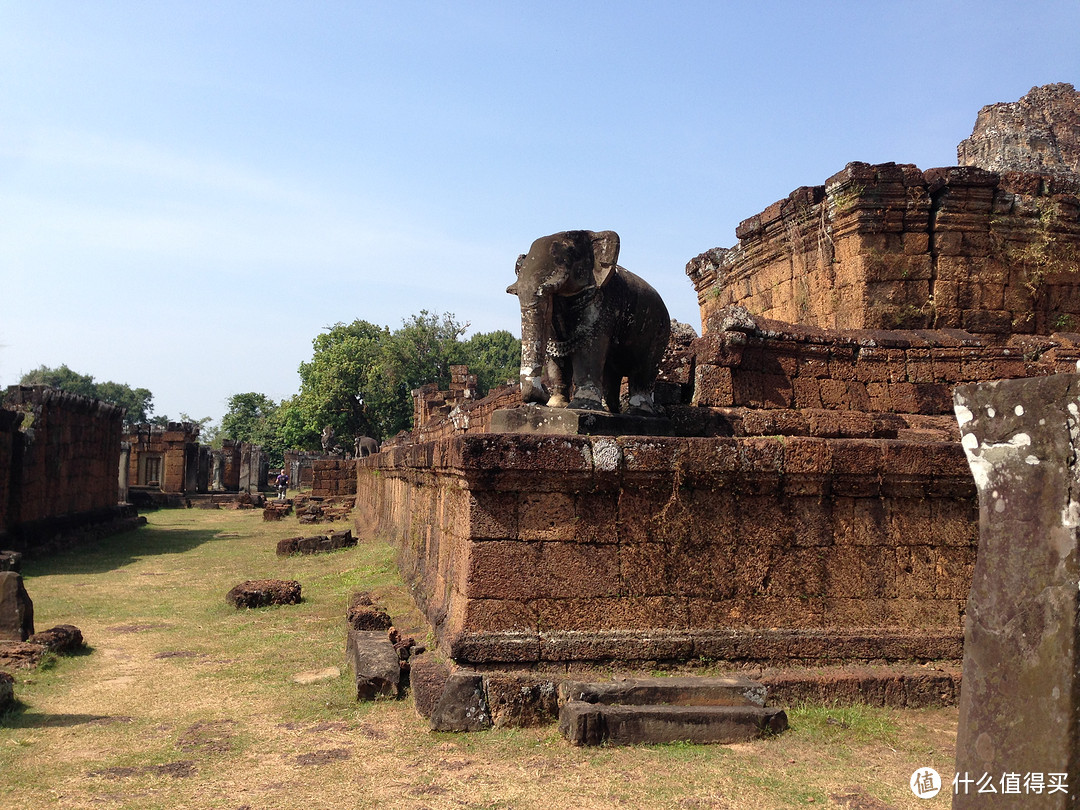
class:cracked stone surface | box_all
[953,374,1080,808]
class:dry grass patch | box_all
[1,507,957,809]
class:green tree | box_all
[283,311,521,450]
[221,392,277,444]
[220,393,288,467]
[295,319,389,444]
[18,364,154,424]
[459,329,521,394]
[96,381,154,424]
[273,395,321,453]
[371,311,468,436]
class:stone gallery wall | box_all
[355,433,974,665]
[686,319,1080,418]
[310,458,358,497]
[0,410,22,539]
[687,162,1080,335]
[0,386,124,549]
[125,422,201,493]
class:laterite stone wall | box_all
[1,386,124,550]
[355,433,975,665]
[311,458,358,497]
[687,162,1080,335]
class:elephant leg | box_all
[568,340,607,411]
[603,368,623,414]
[625,370,660,416]
[546,356,571,408]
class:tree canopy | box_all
[19,364,154,424]
[281,311,519,447]
[220,392,285,466]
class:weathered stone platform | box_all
[490,405,673,436]
[355,431,974,666]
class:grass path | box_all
[1,508,957,809]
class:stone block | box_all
[429,670,491,731]
[26,624,83,654]
[489,406,672,437]
[0,641,46,670]
[459,598,537,633]
[559,701,788,746]
[409,651,451,718]
[486,673,559,728]
[275,536,301,556]
[558,675,767,708]
[346,629,401,700]
[346,605,393,632]
[533,596,688,632]
[0,572,33,641]
[225,579,301,609]
[467,490,518,539]
[692,365,735,407]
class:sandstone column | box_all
[953,374,1080,808]
[117,441,130,504]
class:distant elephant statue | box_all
[354,436,379,457]
[507,230,670,415]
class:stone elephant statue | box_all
[507,230,670,415]
[354,436,379,457]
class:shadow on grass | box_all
[21,524,225,578]
[0,699,131,729]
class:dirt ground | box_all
[0,508,958,809]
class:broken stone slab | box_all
[348,590,374,609]
[953,374,1080,807]
[0,571,34,642]
[225,579,301,609]
[0,641,45,670]
[409,651,451,719]
[275,536,302,556]
[27,625,84,654]
[345,629,400,700]
[346,604,392,632]
[429,669,491,732]
[559,701,788,746]
[490,404,673,437]
[558,675,767,708]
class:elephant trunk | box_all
[518,292,553,404]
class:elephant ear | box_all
[590,231,620,288]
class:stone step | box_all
[558,675,766,708]
[559,700,788,746]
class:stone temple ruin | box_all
[2,84,1079,745]
[346,84,1080,732]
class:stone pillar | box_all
[0,571,33,641]
[210,452,224,492]
[238,444,252,494]
[953,374,1080,807]
[118,441,130,504]
[184,445,200,494]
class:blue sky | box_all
[1,1,1078,422]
